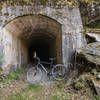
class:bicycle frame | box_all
[34,57,55,74]
[37,61,54,74]
[39,63,48,73]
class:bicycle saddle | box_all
[49,58,56,61]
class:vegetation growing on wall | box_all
[0,53,4,71]
[0,0,99,7]
[0,0,99,14]
[79,0,100,26]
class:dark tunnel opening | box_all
[28,37,56,64]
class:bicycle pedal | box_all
[47,73,52,76]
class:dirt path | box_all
[0,72,98,100]
[0,79,94,100]
[0,80,28,100]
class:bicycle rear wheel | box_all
[26,66,43,84]
[52,64,67,81]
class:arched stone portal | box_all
[3,14,62,72]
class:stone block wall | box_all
[0,4,86,72]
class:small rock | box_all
[97,74,100,80]
[77,42,100,66]
[93,81,100,96]
[10,84,13,88]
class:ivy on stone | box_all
[0,0,99,7]
[0,53,4,63]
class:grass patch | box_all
[6,83,71,100]
[53,92,60,100]
[8,92,27,100]
[0,68,24,88]
[94,95,100,100]
[53,91,70,100]
[7,68,24,80]
[52,86,70,100]
[23,84,43,92]
[7,84,43,100]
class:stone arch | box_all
[3,14,62,72]
[1,6,63,27]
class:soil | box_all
[0,71,99,100]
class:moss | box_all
[0,66,3,71]
[81,28,87,41]
[73,81,86,90]
[0,0,78,12]
[0,0,48,12]
[0,0,47,6]
[85,27,100,32]
[94,95,100,100]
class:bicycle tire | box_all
[26,66,43,84]
[52,64,67,81]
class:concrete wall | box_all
[2,28,28,72]
[0,4,85,72]
[3,14,62,72]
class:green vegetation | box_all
[0,53,4,71]
[22,84,43,92]
[94,95,100,100]
[7,83,71,100]
[53,91,70,100]
[1,79,97,100]
[8,92,27,100]
[0,0,99,8]
[7,68,24,80]
[0,68,24,89]
[7,84,43,100]
[0,53,4,63]
[53,92,60,100]
[85,27,100,32]
[92,71,99,76]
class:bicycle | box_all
[26,57,72,84]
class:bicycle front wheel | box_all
[26,66,43,84]
[52,64,67,81]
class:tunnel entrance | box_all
[3,14,62,71]
[28,36,56,62]
[29,39,50,62]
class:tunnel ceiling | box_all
[4,14,61,45]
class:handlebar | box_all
[33,57,55,65]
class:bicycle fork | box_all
[39,64,52,79]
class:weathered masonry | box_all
[0,4,85,73]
